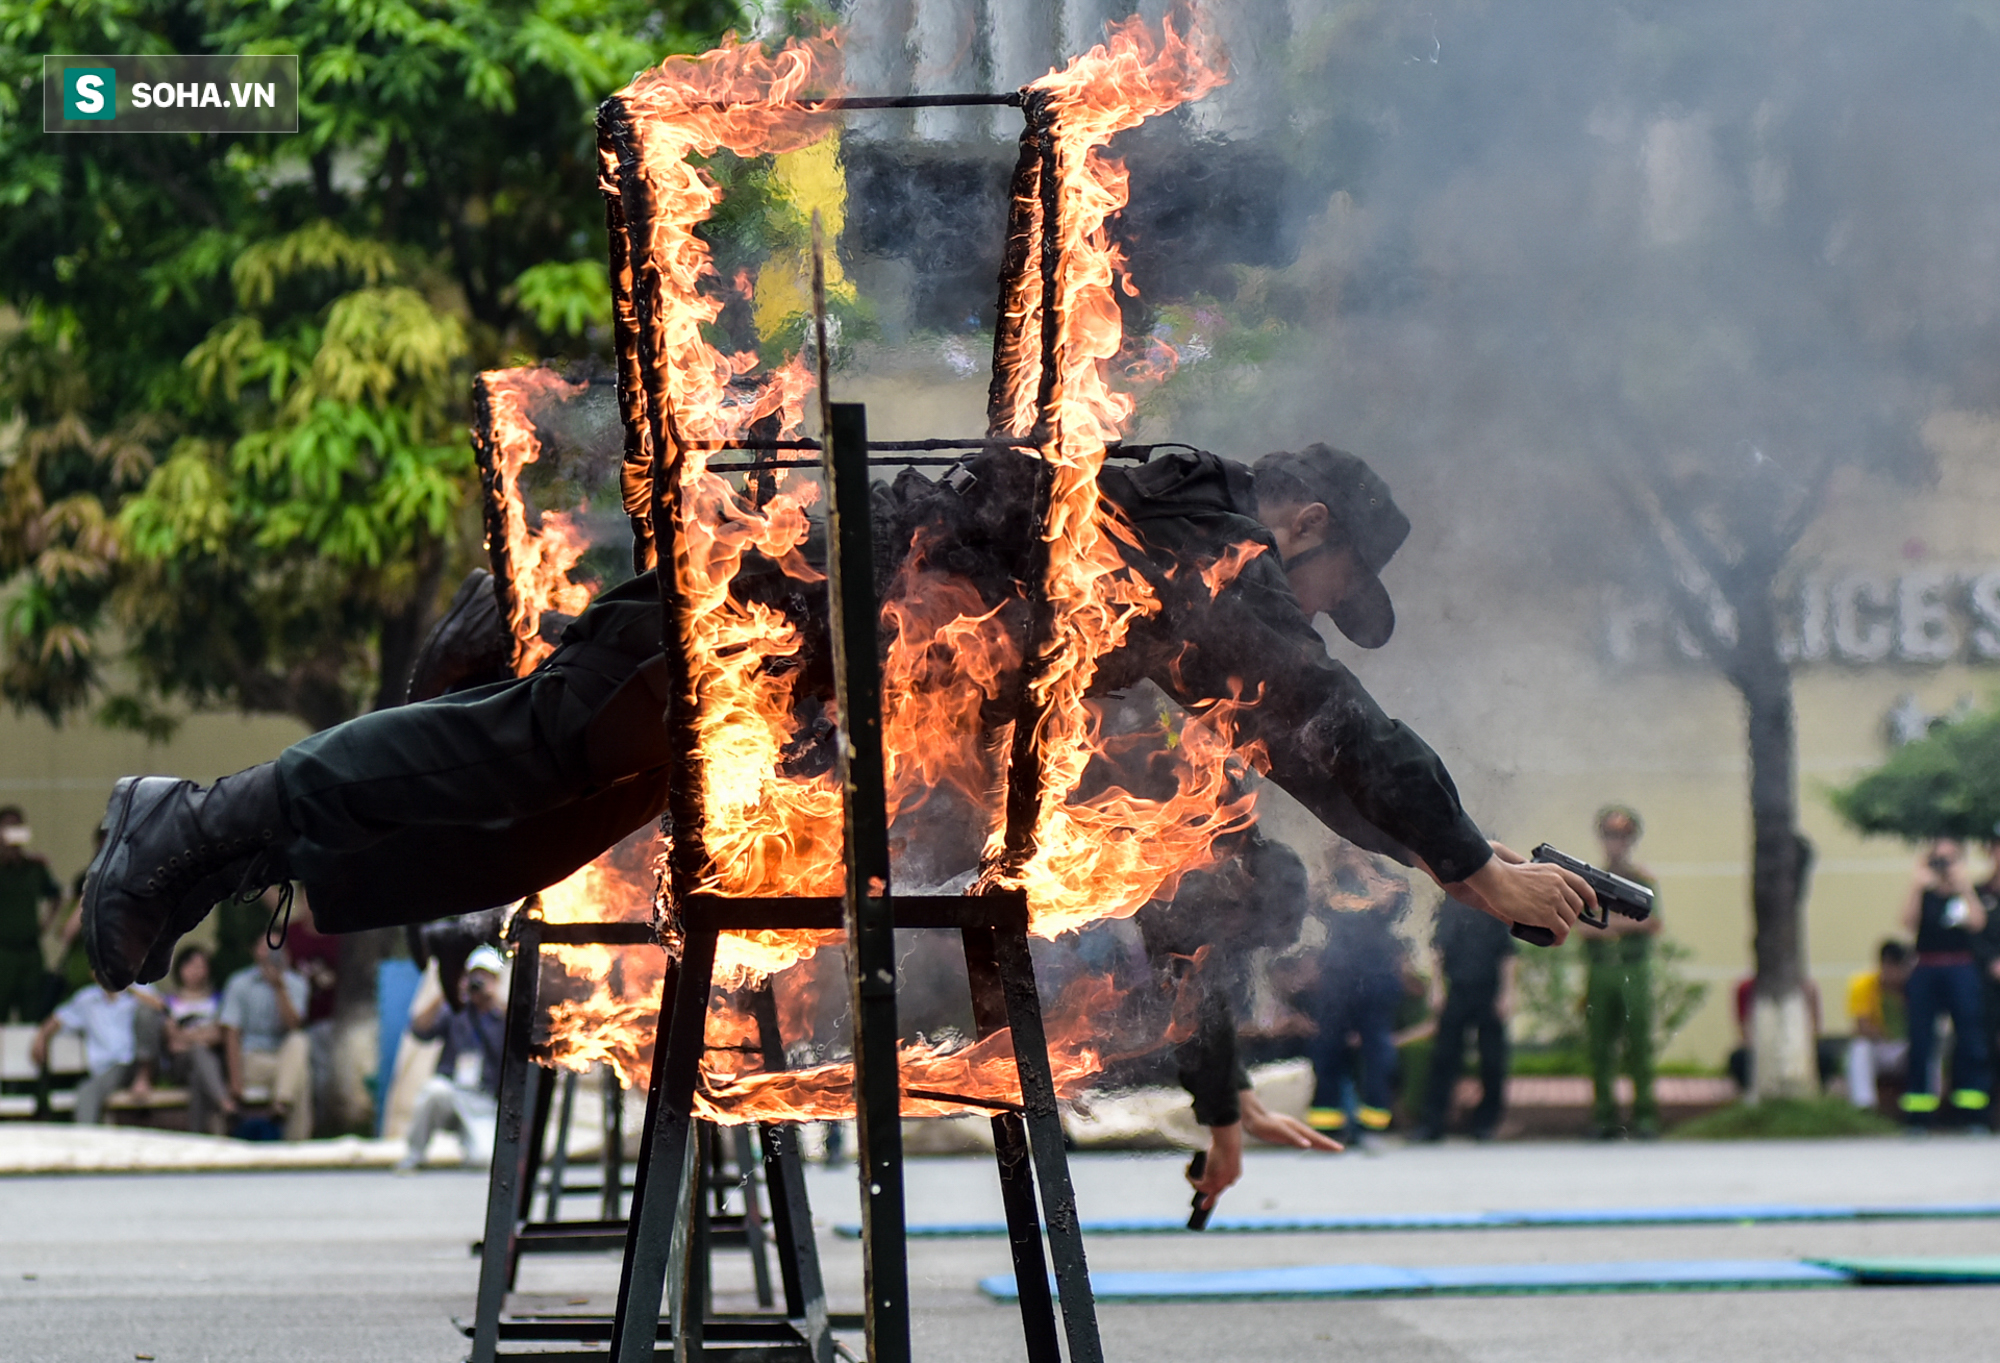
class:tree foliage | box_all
[0,0,736,731]
[1830,705,2000,842]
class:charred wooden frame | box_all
[468,374,526,671]
[461,83,1112,1363]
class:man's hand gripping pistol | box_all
[1510,844,1654,947]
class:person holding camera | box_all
[396,944,507,1171]
[1898,839,1991,1128]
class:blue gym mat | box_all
[1808,1256,2000,1285]
[980,1258,1855,1302]
[981,1254,2000,1302]
[843,1200,2000,1239]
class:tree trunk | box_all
[1735,613,1817,1100]
[371,538,448,713]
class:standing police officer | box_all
[1581,805,1662,1139]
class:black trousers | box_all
[1422,980,1508,1136]
[277,581,674,933]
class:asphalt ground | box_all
[2,1136,1997,1362]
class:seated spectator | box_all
[1845,940,1912,1110]
[275,888,340,1134]
[398,945,507,1171]
[1727,974,1835,1091]
[30,981,151,1124]
[135,946,233,1136]
[221,937,312,1140]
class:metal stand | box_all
[465,916,803,1362]
[586,396,1098,1363]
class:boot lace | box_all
[237,852,294,950]
[141,832,272,902]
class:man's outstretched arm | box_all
[1155,549,1593,940]
[1191,1091,1341,1211]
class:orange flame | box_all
[1198,540,1268,600]
[607,36,848,925]
[978,14,1243,935]
[535,842,664,1088]
[692,974,1122,1124]
[881,551,1020,823]
[479,369,596,673]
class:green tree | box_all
[0,0,736,733]
[1830,703,2000,842]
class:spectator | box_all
[1727,974,1836,1091]
[136,946,233,1136]
[1414,894,1517,1142]
[1898,839,1990,1128]
[30,981,150,1124]
[1581,805,1663,1140]
[0,806,62,1024]
[1974,846,2000,1086]
[398,945,507,1171]
[1845,941,1912,1111]
[276,888,340,1134]
[1305,883,1410,1144]
[220,936,312,1140]
[49,829,108,1004]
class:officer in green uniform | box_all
[1581,805,1662,1138]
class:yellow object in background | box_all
[753,132,857,342]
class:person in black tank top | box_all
[1897,840,1991,1128]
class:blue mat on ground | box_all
[1807,1256,2000,1284]
[980,1259,1853,1302]
[844,1200,2000,1239]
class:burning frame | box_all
[463,17,1234,1363]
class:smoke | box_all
[525,4,2000,1089]
[1066,1,2000,815]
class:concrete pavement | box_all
[2,1136,1996,1362]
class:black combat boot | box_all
[81,762,293,990]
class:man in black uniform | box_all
[1415,894,1518,1142]
[1131,826,1344,1177]
[81,443,1595,1202]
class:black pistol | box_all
[1509,844,1654,947]
[1186,1152,1212,1231]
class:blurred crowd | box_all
[11,791,2000,1149]
[3,804,340,1137]
[1829,839,1999,1127]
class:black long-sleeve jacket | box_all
[867,446,1494,885]
[532,446,1494,1122]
